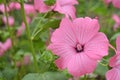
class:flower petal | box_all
[48,43,75,56]
[73,17,100,44]
[85,32,109,60]
[67,53,97,77]
[51,18,77,47]
[106,68,120,80]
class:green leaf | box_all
[110,32,120,41]
[22,72,67,80]
[0,0,3,3]
[31,18,60,40]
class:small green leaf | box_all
[110,32,120,41]
[31,18,60,40]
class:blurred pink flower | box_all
[104,0,120,8]
[3,38,12,51]
[104,0,112,5]
[16,55,31,67]
[112,14,120,30]
[0,4,10,13]
[34,0,50,13]
[9,2,21,10]
[2,16,14,26]
[23,55,31,65]
[48,17,109,77]
[34,0,78,19]
[17,16,31,37]
[24,4,36,15]
[0,38,12,56]
[0,42,5,56]
[112,0,120,8]
[106,35,120,80]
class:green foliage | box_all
[22,72,67,80]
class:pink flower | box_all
[2,16,14,26]
[104,0,112,5]
[106,35,120,80]
[34,0,78,19]
[24,4,36,15]
[104,0,120,8]
[0,4,10,13]
[16,55,31,67]
[0,42,5,56]
[9,2,21,10]
[3,38,12,51]
[34,0,50,13]
[53,0,78,19]
[112,14,120,30]
[0,38,12,56]
[48,17,109,77]
[23,55,31,65]
[112,0,120,8]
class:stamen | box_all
[75,43,84,53]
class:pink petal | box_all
[73,17,100,45]
[0,4,10,13]
[48,43,75,56]
[104,0,112,4]
[116,35,120,51]
[112,14,120,25]
[55,53,73,69]
[3,38,12,51]
[109,54,120,67]
[2,16,14,26]
[85,32,109,60]
[34,0,50,13]
[51,18,77,47]
[23,55,30,65]
[24,4,36,15]
[106,68,120,80]
[9,2,20,10]
[112,0,120,8]
[67,53,97,77]
[57,0,78,6]
[54,4,76,19]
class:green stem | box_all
[84,75,87,80]
[4,0,14,49]
[20,0,38,72]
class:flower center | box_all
[75,43,84,53]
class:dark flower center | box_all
[75,43,84,53]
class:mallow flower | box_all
[112,14,120,30]
[104,0,120,8]
[2,16,14,26]
[34,0,78,19]
[106,35,120,80]
[48,17,109,77]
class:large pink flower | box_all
[106,35,120,80]
[48,17,109,77]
